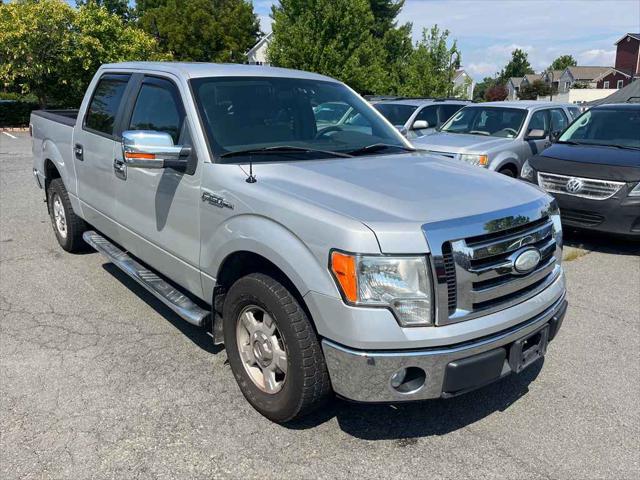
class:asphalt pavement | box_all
[1,131,639,479]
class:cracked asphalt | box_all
[1,131,639,479]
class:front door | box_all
[113,75,204,298]
[525,109,551,155]
[74,73,132,238]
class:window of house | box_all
[129,77,185,144]
[617,80,624,89]
[84,74,131,136]
[565,81,570,90]
[603,81,610,89]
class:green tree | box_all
[500,48,534,81]
[268,0,387,94]
[76,0,131,21]
[549,54,577,71]
[517,80,551,100]
[473,76,498,102]
[400,25,459,97]
[369,0,405,37]
[485,83,508,101]
[137,0,259,63]
[0,0,167,107]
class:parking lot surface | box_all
[1,131,639,480]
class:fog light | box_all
[389,367,426,394]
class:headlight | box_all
[330,252,433,327]
[629,182,640,197]
[549,200,563,251]
[520,160,534,181]
[459,153,489,167]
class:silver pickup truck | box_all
[31,62,567,423]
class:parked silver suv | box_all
[415,101,578,176]
[373,98,470,140]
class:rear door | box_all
[74,73,132,237]
[112,74,203,297]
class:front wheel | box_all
[223,273,332,423]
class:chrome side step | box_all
[83,231,210,327]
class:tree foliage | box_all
[517,80,551,100]
[268,0,387,94]
[485,84,508,101]
[500,48,534,81]
[76,0,131,21]
[549,54,577,71]
[400,25,460,97]
[137,0,260,63]
[0,0,167,106]
[473,76,498,102]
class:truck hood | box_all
[255,152,547,252]
[413,132,513,153]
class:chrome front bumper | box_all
[322,294,567,403]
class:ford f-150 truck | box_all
[31,63,567,423]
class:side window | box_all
[84,74,131,136]
[129,77,184,144]
[568,107,581,119]
[439,104,464,126]
[528,110,549,134]
[415,105,438,127]
[550,109,569,132]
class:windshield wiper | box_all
[556,140,584,145]
[558,141,640,150]
[219,145,353,160]
[347,143,416,156]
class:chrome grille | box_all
[444,217,561,324]
[538,172,624,200]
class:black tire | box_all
[223,273,332,423]
[47,178,87,252]
[499,165,517,178]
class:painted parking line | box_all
[2,132,17,139]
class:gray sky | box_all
[254,0,640,80]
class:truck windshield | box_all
[190,76,408,160]
[558,108,640,149]
[373,103,418,126]
[440,107,527,138]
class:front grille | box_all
[538,172,624,200]
[444,216,561,323]
[561,208,605,227]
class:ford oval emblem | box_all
[513,248,541,274]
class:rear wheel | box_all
[47,178,87,252]
[223,273,332,423]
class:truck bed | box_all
[31,109,79,127]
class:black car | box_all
[520,103,640,238]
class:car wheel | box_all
[499,165,517,177]
[223,273,332,423]
[47,178,88,252]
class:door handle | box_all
[113,158,127,180]
[74,144,83,161]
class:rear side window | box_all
[129,77,184,144]
[84,74,131,136]
[550,109,569,132]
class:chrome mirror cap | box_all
[122,130,190,169]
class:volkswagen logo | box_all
[566,177,584,194]
[513,248,541,274]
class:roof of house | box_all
[592,68,633,82]
[523,74,542,83]
[614,33,640,44]
[508,77,523,86]
[544,70,564,80]
[246,32,273,56]
[453,69,470,81]
[566,66,611,81]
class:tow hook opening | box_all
[389,366,426,394]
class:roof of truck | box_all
[100,62,340,82]
[468,101,576,110]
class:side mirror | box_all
[122,130,190,169]
[525,129,546,140]
[412,120,429,130]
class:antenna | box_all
[245,155,257,183]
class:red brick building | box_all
[596,33,640,89]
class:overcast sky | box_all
[254,0,640,80]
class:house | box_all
[595,33,640,89]
[452,69,475,99]
[542,70,564,91]
[557,66,611,92]
[521,73,542,86]
[506,77,523,100]
[246,32,272,65]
